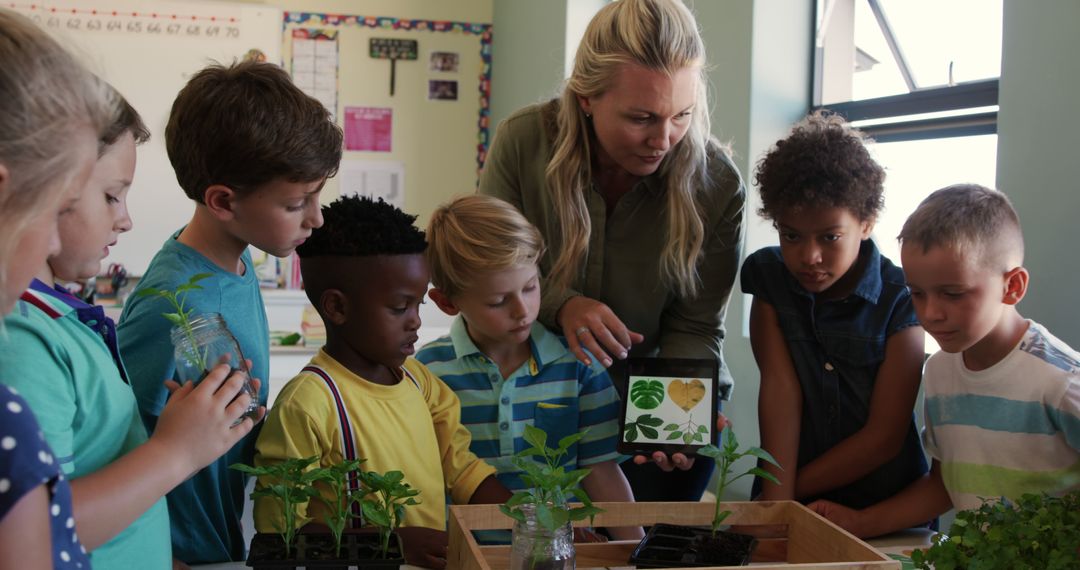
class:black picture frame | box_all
[616,357,719,457]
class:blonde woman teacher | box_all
[479,0,745,502]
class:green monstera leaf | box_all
[630,379,665,409]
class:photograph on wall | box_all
[429,50,459,72]
[427,79,458,101]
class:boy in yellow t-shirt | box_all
[253,195,510,570]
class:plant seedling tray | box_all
[247,532,404,570]
[448,501,899,569]
[630,523,756,568]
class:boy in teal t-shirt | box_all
[118,60,342,564]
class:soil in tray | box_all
[630,523,757,568]
[247,532,403,569]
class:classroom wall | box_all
[997,0,1080,347]
[265,0,495,232]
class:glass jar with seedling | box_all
[136,273,259,419]
[500,425,603,570]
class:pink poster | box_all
[344,106,392,152]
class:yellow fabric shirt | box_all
[253,349,496,531]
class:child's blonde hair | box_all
[0,8,117,309]
[427,195,545,297]
[898,183,1024,269]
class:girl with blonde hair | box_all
[0,8,116,567]
[479,0,745,502]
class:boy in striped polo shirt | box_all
[809,184,1080,538]
[417,195,642,540]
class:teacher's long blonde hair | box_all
[546,0,712,298]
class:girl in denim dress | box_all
[741,112,929,515]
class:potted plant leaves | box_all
[630,426,781,568]
[500,425,603,570]
[355,468,418,566]
[234,458,415,569]
[307,458,366,568]
[911,491,1080,570]
[232,456,323,565]
[136,272,259,420]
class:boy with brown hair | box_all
[811,184,1080,537]
[119,60,342,564]
[254,195,510,570]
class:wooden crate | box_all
[448,501,899,570]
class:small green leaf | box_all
[163,313,184,326]
[640,426,659,439]
[748,467,780,486]
[692,432,704,443]
[625,424,639,442]
[744,446,782,468]
[639,414,665,427]
[667,431,683,440]
[698,424,709,433]
[683,432,693,444]
[522,424,547,451]
[664,423,680,431]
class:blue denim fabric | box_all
[741,240,927,509]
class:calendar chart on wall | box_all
[9,1,282,275]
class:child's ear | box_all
[860,217,876,240]
[319,289,349,325]
[203,184,238,221]
[428,287,459,316]
[1002,266,1029,306]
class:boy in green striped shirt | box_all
[416,195,642,540]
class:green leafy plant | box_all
[231,456,322,557]
[356,469,421,559]
[629,379,665,409]
[135,272,213,371]
[623,413,664,442]
[310,459,366,557]
[500,425,603,531]
[697,426,781,536]
[911,492,1080,570]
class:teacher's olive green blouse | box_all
[479,101,746,398]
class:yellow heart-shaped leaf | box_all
[667,379,706,412]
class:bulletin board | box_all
[282,12,493,230]
[9,1,282,275]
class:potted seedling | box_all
[911,491,1080,570]
[136,273,259,419]
[630,425,781,568]
[355,468,418,566]
[500,425,603,570]
[310,459,366,559]
[232,456,323,564]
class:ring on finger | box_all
[575,325,590,337]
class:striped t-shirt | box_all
[923,320,1080,511]
[416,318,622,491]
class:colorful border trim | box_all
[284,12,493,177]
